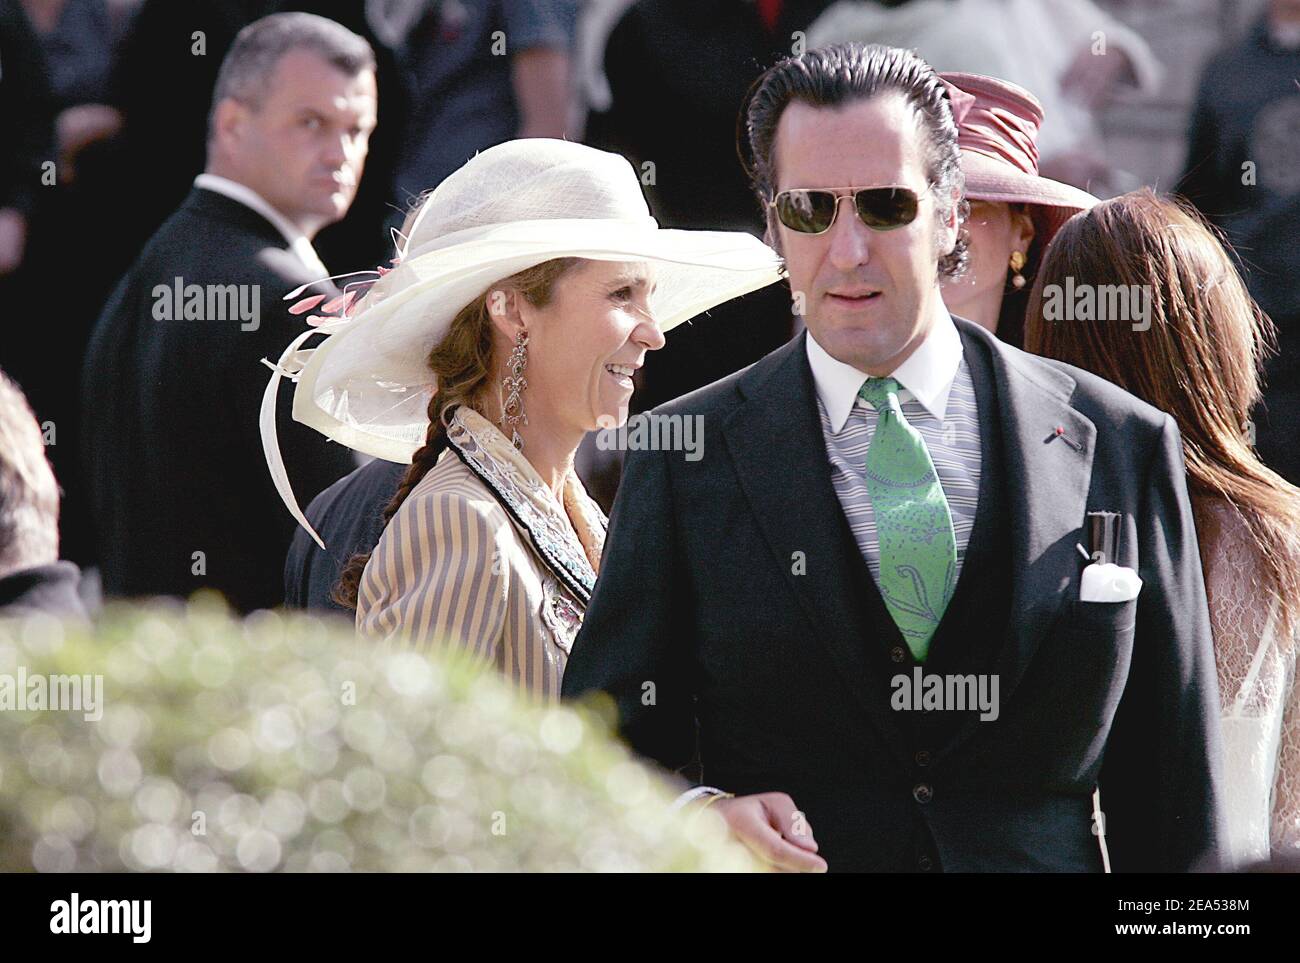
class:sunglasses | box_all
[769,184,932,234]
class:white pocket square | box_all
[1080,563,1143,603]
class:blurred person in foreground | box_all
[1177,0,1300,487]
[1025,189,1300,868]
[0,370,88,621]
[563,43,1228,873]
[261,138,782,700]
[937,72,1096,346]
[82,13,375,612]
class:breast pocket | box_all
[1052,596,1139,729]
[1069,597,1138,634]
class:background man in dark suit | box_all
[563,43,1229,872]
[81,12,375,612]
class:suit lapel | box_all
[721,334,914,769]
[957,321,1097,708]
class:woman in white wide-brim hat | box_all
[260,138,784,700]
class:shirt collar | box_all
[805,296,963,433]
[193,174,328,277]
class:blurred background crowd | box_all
[0,0,1297,616]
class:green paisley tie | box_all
[858,377,957,662]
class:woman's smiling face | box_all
[512,259,666,435]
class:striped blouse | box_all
[356,407,607,701]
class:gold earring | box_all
[1009,251,1027,290]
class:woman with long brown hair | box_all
[1024,188,1300,865]
[260,138,784,700]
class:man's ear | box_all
[939,188,962,255]
[211,98,248,157]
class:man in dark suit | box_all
[82,13,377,612]
[562,44,1229,872]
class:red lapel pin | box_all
[1052,425,1085,452]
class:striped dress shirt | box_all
[807,304,983,584]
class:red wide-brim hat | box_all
[940,72,1099,245]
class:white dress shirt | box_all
[805,295,963,428]
[193,173,330,279]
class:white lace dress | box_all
[1197,500,1300,867]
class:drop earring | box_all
[1009,250,1027,290]
[501,330,529,450]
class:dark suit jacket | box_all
[563,319,1229,873]
[81,187,355,613]
[283,456,405,612]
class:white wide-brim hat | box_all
[261,138,785,547]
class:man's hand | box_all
[56,104,124,184]
[710,792,828,872]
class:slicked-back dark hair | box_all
[742,42,968,278]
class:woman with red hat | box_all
[938,72,1098,346]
